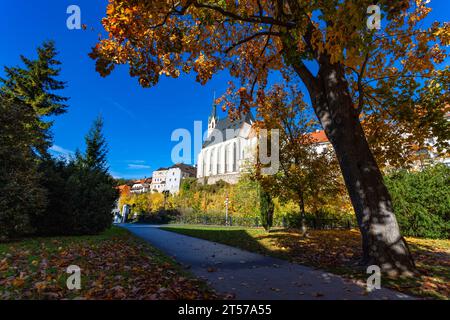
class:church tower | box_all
[207,95,217,137]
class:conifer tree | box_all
[82,115,109,171]
[0,41,67,155]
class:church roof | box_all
[203,112,254,148]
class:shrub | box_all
[136,209,181,224]
[33,159,76,236]
[385,164,450,239]
[0,167,46,241]
[260,189,274,231]
[32,117,117,236]
[65,165,117,235]
[33,158,118,236]
[283,209,356,230]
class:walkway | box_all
[121,224,413,300]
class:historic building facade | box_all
[196,103,257,184]
[165,163,197,194]
[150,167,168,192]
[130,178,152,194]
[150,163,197,194]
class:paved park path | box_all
[121,224,413,300]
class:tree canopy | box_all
[91,0,449,164]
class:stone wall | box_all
[198,173,241,185]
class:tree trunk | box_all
[307,62,415,276]
[298,190,308,236]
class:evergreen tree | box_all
[81,115,108,171]
[35,117,117,236]
[68,116,116,234]
[0,41,67,155]
[0,41,66,240]
[259,187,274,232]
[0,97,46,240]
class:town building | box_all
[151,163,197,194]
[308,130,331,153]
[130,178,152,194]
[150,167,168,192]
[165,163,197,194]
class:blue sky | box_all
[1,0,448,179]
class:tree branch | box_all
[356,52,369,115]
[224,31,281,54]
[191,1,296,28]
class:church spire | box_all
[209,91,217,122]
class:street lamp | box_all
[224,194,229,226]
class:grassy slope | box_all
[0,226,218,300]
[160,225,450,300]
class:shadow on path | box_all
[120,224,413,300]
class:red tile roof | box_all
[116,184,131,196]
[308,130,329,143]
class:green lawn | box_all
[160,224,450,300]
[0,226,218,300]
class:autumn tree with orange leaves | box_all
[253,84,345,235]
[90,0,449,276]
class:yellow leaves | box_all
[106,3,115,16]
[12,277,25,288]
[432,23,450,46]
[193,52,218,85]
[34,281,47,292]
[0,258,8,271]
[311,28,325,56]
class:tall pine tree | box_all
[0,41,67,155]
[0,41,66,239]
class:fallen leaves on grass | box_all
[0,229,219,300]
[255,229,449,299]
[163,226,449,299]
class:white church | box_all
[196,102,258,184]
